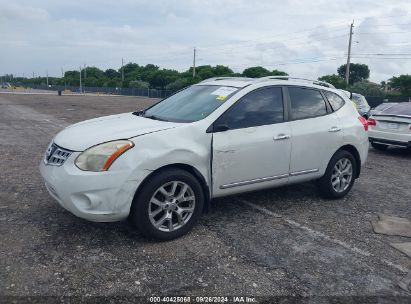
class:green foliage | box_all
[104,69,120,78]
[349,80,384,97]
[16,63,285,91]
[318,74,347,89]
[84,67,104,79]
[242,66,287,78]
[271,69,288,76]
[165,78,191,91]
[129,80,149,89]
[389,74,411,96]
[337,63,370,85]
[214,65,234,76]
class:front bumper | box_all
[39,152,144,222]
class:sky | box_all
[1,0,411,82]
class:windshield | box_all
[141,85,239,122]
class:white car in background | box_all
[351,93,371,119]
[369,102,398,116]
[40,76,369,240]
[368,102,411,150]
[339,90,371,118]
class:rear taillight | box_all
[367,118,377,126]
[358,116,368,131]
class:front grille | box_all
[44,142,72,166]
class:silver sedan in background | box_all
[368,102,411,150]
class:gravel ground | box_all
[0,92,410,301]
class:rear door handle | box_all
[328,126,342,132]
[274,134,290,141]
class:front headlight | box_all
[75,140,134,172]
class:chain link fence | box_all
[25,84,174,99]
[365,96,411,108]
[16,84,411,107]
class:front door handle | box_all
[328,126,342,132]
[274,134,290,141]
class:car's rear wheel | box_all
[318,150,357,199]
[371,142,388,151]
[130,168,204,240]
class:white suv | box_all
[40,77,369,240]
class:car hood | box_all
[54,113,180,151]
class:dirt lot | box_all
[0,92,410,300]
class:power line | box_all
[198,29,348,53]
[196,22,348,50]
[230,56,345,70]
[351,56,411,59]
[363,22,411,27]
[355,30,411,35]
[199,34,349,57]
[195,17,409,53]
[351,53,411,56]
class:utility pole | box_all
[84,64,87,93]
[61,68,65,90]
[192,48,196,78]
[46,70,49,87]
[345,20,354,85]
[121,58,124,81]
[32,72,35,79]
[79,66,82,93]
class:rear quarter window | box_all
[323,91,345,111]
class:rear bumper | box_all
[369,137,411,148]
[368,128,411,147]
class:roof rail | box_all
[200,77,253,83]
[254,76,336,89]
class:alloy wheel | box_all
[331,158,353,193]
[148,181,196,232]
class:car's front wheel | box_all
[130,168,204,241]
[318,150,357,199]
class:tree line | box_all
[8,62,411,96]
[318,63,410,97]
[11,64,287,92]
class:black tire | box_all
[318,150,357,199]
[130,168,204,241]
[371,142,388,151]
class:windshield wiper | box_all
[132,110,145,116]
[133,111,169,122]
[144,114,169,121]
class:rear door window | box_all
[288,87,327,120]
